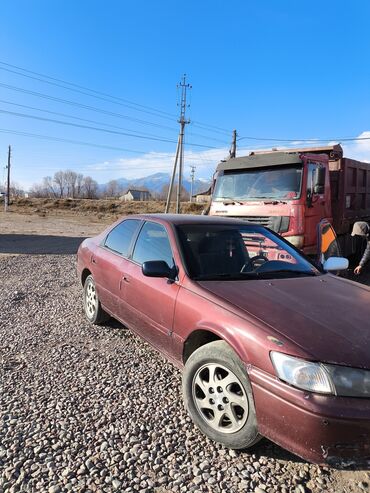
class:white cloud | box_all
[341,131,370,162]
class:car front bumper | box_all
[249,365,370,465]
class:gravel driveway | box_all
[0,254,369,493]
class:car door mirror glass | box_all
[323,257,349,272]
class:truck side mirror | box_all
[313,167,325,194]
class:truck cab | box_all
[209,148,335,255]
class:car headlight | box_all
[271,352,334,394]
[271,352,370,397]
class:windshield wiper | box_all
[218,197,244,205]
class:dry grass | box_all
[10,197,204,219]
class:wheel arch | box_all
[81,268,92,286]
[182,326,251,366]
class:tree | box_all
[64,170,78,198]
[43,176,57,197]
[104,179,121,198]
[76,173,84,198]
[9,182,24,198]
[83,176,98,199]
[54,171,66,198]
[159,183,189,201]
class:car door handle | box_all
[119,275,130,290]
[91,256,97,264]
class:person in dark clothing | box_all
[352,221,370,275]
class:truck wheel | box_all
[182,340,261,449]
[83,275,110,324]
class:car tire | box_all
[83,275,110,324]
[182,340,261,449]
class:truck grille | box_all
[229,216,289,233]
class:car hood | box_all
[198,274,370,369]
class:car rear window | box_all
[104,219,141,256]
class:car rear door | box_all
[121,221,180,354]
[93,219,142,315]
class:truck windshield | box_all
[213,164,303,201]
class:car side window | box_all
[132,222,174,267]
[104,219,141,257]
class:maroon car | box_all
[77,214,370,465]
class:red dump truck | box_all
[209,145,370,256]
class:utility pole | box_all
[5,145,11,212]
[165,74,191,213]
[229,129,237,159]
[189,165,196,202]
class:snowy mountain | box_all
[101,172,210,196]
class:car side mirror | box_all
[313,167,325,195]
[142,260,176,279]
[322,257,348,272]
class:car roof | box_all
[125,213,252,226]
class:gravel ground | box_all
[0,254,369,493]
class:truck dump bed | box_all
[330,157,370,235]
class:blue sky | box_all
[1,0,370,189]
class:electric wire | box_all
[0,109,217,148]
[0,98,229,145]
[0,98,176,139]
[0,82,179,131]
[0,84,227,146]
[237,135,370,143]
[0,60,233,135]
[0,63,178,120]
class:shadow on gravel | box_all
[0,234,86,254]
[252,438,305,464]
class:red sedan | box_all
[77,214,370,465]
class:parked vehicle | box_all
[209,145,370,256]
[77,214,370,465]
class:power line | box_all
[0,128,146,154]
[237,135,370,143]
[0,82,178,132]
[0,127,220,155]
[192,121,232,136]
[0,98,176,139]
[0,109,218,149]
[0,109,180,146]
[0,60,233,135]
[0,62,178,121]
[0,98,229,144]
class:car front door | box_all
[122,221,180,355]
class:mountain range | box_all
[100,172,210,196]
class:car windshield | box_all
[213,164,302,201]
[176,224,319,281]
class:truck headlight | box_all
[271,352,334,394]
[284,235,304,249]
[271,352,370,397]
